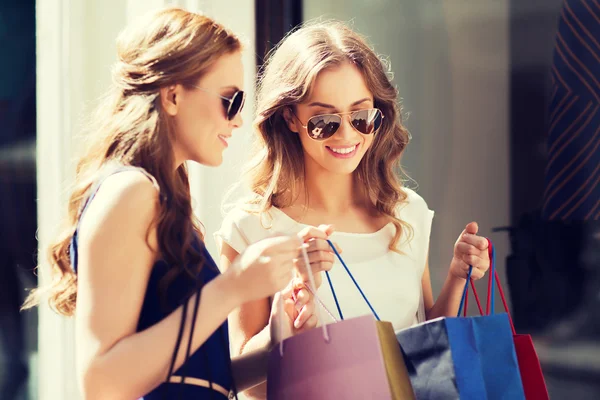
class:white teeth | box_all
[329,145,357,154]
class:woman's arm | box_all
[75,172,297,400]
[220,242,273,399]
[75,172,248,399]
[421,258,466,319]
[228,284,312,393]
[220,240,319,399]
[421,223,490,320]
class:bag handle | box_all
[458,239,493,317]
[458,270,484,317]
[325,239,381,321]
[277,244,332,356]
[456,239,516,335]
[485,238,516,334]
[486,239,495,315]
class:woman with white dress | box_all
[215,20,491,399]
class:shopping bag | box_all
[267,316,415,399]
[396,241,526,400]
[484,239,550,400]
[266,243,415,399]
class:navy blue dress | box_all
[70,167,236,399]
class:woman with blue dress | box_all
[22,7,318,399]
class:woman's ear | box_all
[160,85,179,116]
[283,107,299,133]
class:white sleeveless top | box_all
[214,188,435,331]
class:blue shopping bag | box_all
[395,242,526,400]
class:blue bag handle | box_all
[326,240,381,321]
[457,239,496,317]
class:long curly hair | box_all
[243,20,412,250]
[23,7,241,316]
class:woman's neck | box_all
[296,164,366,217]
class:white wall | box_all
[36,0,127,396]
[183,1,256,258]
[35,0,254,398]
[303,0,511,311]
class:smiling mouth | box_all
[218,134,230,147]
[325,143,359,158]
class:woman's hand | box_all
[295,225,341,289]
[449,222,490,280]
[232,235,302,303]
[269,279,318,346]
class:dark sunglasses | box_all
[193,85,245,120]
[292,108,384,141]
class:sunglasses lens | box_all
[226,91,245,120]
[307,114,342,140]
[351,109,383,134]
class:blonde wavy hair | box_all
[243,20,413,251]
[23,7,241,316]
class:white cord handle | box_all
[300,244,330,341]
[278,243,333,356]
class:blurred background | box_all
[1,0,598,398]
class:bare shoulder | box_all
[78,170,161,248]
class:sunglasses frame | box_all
[290,108,384,141]
[192,85,245,120]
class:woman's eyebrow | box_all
[307,97,372,108]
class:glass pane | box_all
[301,1,600,397]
